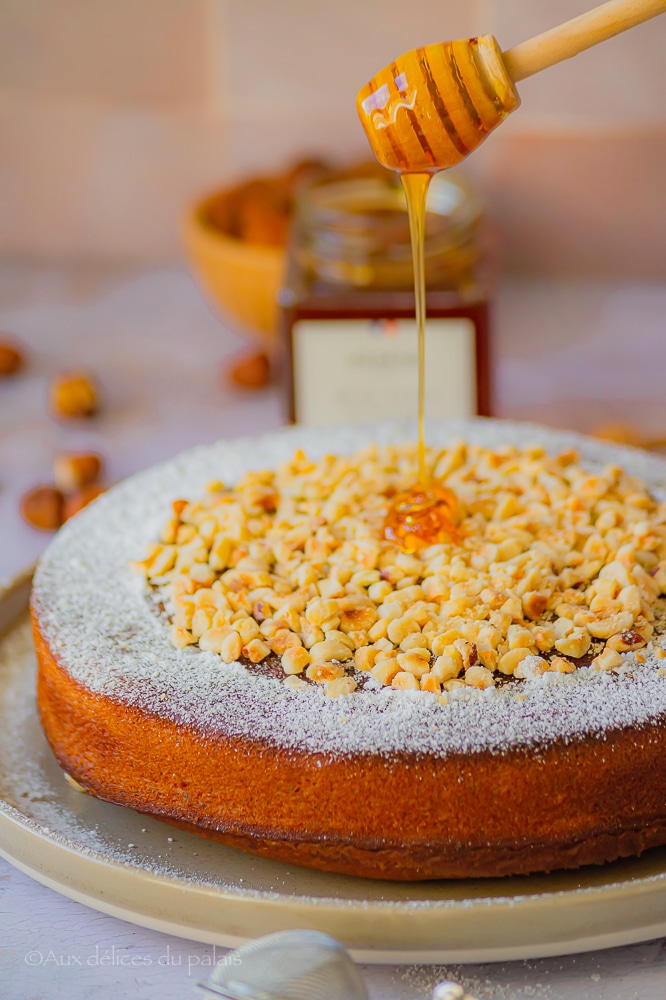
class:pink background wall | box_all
[1,0,665,273]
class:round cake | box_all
[32,419,666,880]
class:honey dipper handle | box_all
[502,0,666,82]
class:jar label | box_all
[292,317,477,425]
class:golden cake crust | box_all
[34,607,666,879]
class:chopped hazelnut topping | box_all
[135,442,666,692]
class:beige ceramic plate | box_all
[3,571,666,964]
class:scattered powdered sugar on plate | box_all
[400,962,554,998]
[31,418,666,758]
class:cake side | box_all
[34,605,666,880]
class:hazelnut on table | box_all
[20,486,65,532]
[0,339,24,377]
[227,351,271,390]
[53,452,104,493]
[49,370,100,419]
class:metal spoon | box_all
[196,929,479,1000]
[196,930,368,1000]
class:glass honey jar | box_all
[278,164,492,426]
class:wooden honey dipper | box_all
[357,0,666,173]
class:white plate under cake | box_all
[32,419,666,880]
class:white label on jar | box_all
[292,317,476,426]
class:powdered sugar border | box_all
[31,419,666,758]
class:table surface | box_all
[2,262,666,999]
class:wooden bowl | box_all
[184,188,286,352]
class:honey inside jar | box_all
[281,165,489,428]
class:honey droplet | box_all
[384,482,459,553]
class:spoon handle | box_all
[503,0,666,83]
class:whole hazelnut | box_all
[53,452,103,493]
[64,484,106,520]
[0,340,24,377]
[227,351,271,390]
[20,486,65,532]
[50,370,99,419]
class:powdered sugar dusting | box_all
[31,419,666,758]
